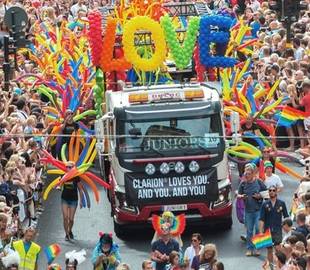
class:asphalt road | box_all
[36,160,304,269]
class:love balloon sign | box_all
[88,13,237,72]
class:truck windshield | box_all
[118,114,223,155]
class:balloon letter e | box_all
[199,15,237,68]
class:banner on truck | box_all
[125,168,218,206]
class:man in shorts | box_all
[259,186,289,266]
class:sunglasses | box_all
[269,189,276,192]
[192,239,198,242]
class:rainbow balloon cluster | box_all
[42,135,110,208]
[20,21,111,207]
[221,60,304,179]
[88,12,238,72]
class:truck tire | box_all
[113,220,127,239]
[220,217,233,230]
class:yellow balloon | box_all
[43,176,61,200]
[123,16,167,71]
[47,169,64,175]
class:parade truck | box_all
[95,83,232,237]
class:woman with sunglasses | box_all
[259,185,289,266]
[183,233,203,270]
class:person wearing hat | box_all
[91,233,121,270]
[259,185,289,266]
[264,161,284,193]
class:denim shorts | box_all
[61,199,78,208]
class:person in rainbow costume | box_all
[151,211,186,248]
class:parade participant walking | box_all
[91,233,121,270]
[13,227,40,270]
[151,223,179,270]
[264,161,284,192]
[61,161,79,241]
[237,163,267,256]
[183,233,203,269]
[191,243,217,270]
[259,186,289,265]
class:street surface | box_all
[36,160,303,269]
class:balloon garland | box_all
[161,15,200,70]
[123,16,167,71]
[100,18,132,72]
[193,45,205,82]
[42,136,110,208]
[93,69,105,117]
[88,11,104,67]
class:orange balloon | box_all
[100,18,132,72]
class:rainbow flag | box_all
[251,229,273,249]
[44,244,61,264]
[276,106,310,127]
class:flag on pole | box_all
[44,244,61,265]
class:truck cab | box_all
[95,83,232,236]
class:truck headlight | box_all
[175,161,185,174]
[160,162,170,174]
[189,161,199,173]
[145,163,155,175]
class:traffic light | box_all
[269,0,308,22]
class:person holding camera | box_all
[91,233,121,270]
[237,163,267,257]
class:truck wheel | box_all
[220,217,232,230]
[113,220,126,239]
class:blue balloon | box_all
[77,136,90,166]
[243,131,265,149]
[199,15,237,68]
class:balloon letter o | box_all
[123,16,166,71]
